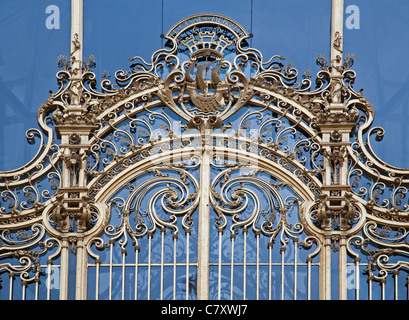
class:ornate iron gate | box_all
[1,6,409,300]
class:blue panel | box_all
[344,0,409,167]
[83,0,162,81]
[0,1,70,170]
[252,0,331,80]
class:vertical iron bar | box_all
[355,258,360,300]
[121,249,126,300]
[394,271,399,300]
[22,282,26,300]
[381,279,386,300]
[294,238,298,300]
[368,276,373,300]
[160,229,165,300]
[281,246,285,300]
[230,234,235,299]
[186,229,190,300]
[339,238,347,300]
[243,228,247,300]
[218,229,222,300]
[197,131,211,300]
[134,245,140,300]
[307,258,312,300]
[35,279,39,300]
[9,273,14,300]
[256,231,260,300]
[60,239,70,300]
[95,260,100,300]
[109,241,113,300]
[268,242,272,300]
[148,232,153,300]
[47,263,52,300]
[173,235,177,300]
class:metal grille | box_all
[1,1,409,300]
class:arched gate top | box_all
[0,12,408,251]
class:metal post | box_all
[197,124,211,300]
[59,237,70,300]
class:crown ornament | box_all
[179,27,235,54]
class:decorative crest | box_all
[180,27,235,54]
[166,13,248,42]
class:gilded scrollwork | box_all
[348,221,409,286]
[1,12,409,300]
[87,164,199,258]
[209,162,301,241]
[0,224,61,288]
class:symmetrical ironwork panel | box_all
[0,10,408,300]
